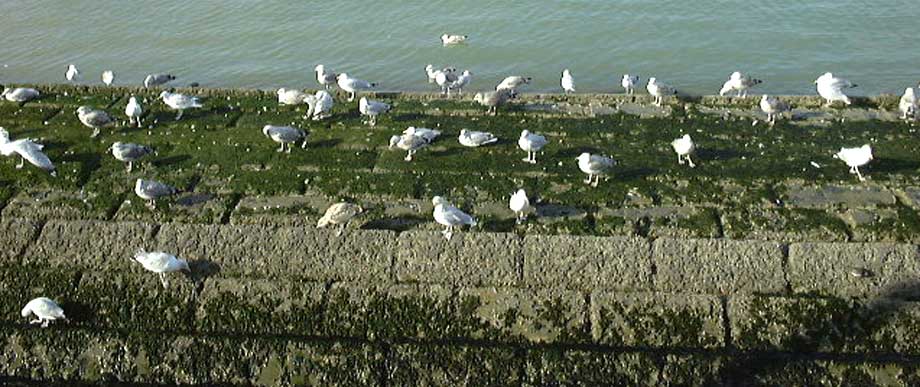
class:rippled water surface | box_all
[1,1,918,95]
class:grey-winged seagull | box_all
[577,152,616,187]
[76,106,115,138]
[317,202,362,236]
[458,129,498,147]
[518,130,547,164]
[359,97,390,126]
[159,91,202,120]
[815,72,856,106]
[21,297,65,327]
[432,196,476,240]
[111,142,153,172]
[135,178,178,208]
[133,249,190,288]
[263,125,308,153]
[0,127,56,176]
[125,96,144,127]
[337,73,376,102]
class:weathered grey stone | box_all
[786,185,896,208]
[590,292,725,348]
[388,343,522,386]
[788,242,920,297]
[70,271,197,332]
[457,286,589,344]
[0,218,41,263]
[740,359,920,387]
[155,223,395,282]
[523,349,661,386]
[0,189,115,220]
[395,231,520,286]
[114,192,231,224]
[196,278,326,335]
[720,207,850,242]
[652,238,787,294]
[895,187,920,209]
[523,234,652,291]
[323,283,455,340]
[0,326,130,382]
[22,220,157,271]
[229,194,330,227]
[658,354,726,387]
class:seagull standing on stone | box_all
[144,73,176,88]
[458,129,498,147]
[671,134,696,168]
[111,142,153,172]
[337,73,376,102]
[0,127,56,176]
[125,96,144,127]
[76,106,115,138]
[311,90,334,120]
[359,97,390,126]
[263,125,308,153]
[389,132,429,161]
[834,145,873,182]
[101,70,115,86]
[65,64,80,82]
[474,89,514,115]
[577,152,616,187]
[314,65,337,90]
[432,196,476,240]
[496,76,532,94]
[159,91,202,120]
[647,77,676,106]
[425,65,439,83]
[435,68,459,96]
[441,34,468,46]
[317,202,362,236]
[899,87,917,120]
[519,130,547,164]
[404,126,441,143]
[815,72,857,106]
[719,71,762,97]
[135,178,178,208]
[277,88,309,105]
[133,250,190,288]
[622,74,639,95]
[561,69,575,94]
[449,70,472,96]
[1,87,40,103]
[760,95,790,126]
[21,297,65,328]
[509,189,532,224]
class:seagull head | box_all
[314,64,324,72]
[178,258,191,273]
[336,73,348,81]
[905,88,915,98]
[563,69,570,76]
[261,125,273,137]
[462,70,472,76]
[815,72,832,84]
[576,152,590,161]
[158,91,170,100]
[20,304,32,318]
[432,196,448,206]
[277,88,287,95]
[648,77,657,85]
[862,144,873,159]
[520,130,531,138]
[729,71,742,80]
[388,135,401,149]
[460,129,468,136]
[76,106,90,115]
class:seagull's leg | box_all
[16,157,25,169]
[583,174,591,184]
[592,175,600,187]
[687,156,696,168]
[159,273,169,288]
[41,319,50,328]
[286,143,292,153]
[29,318,41,325]
[177,110,184,121]
[856,168,866,182]
[336,225,344,237]
[91,128,100,138]
[137,116,143,127]
[127,161,133,173]
[277,143,284,152]
[677,155,684,165]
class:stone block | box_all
[395,231,520,286]
[652,238,787,294]
[590,292,725,348]
[523,234,652,291]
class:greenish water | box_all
[0,1,917,95]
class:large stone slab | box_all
[387,343,522,386]
[652,238,787,294]
[785,185,896,208]
[523,349,662,386]
[590,292,725,349]
[155,223,395,282]
[323,283,455,340]
[787,242,920,297]
[523,234,652,291]
[195,278,326,336]
[0,218,41,263]
[395,231,520,286]
[457,286,589,344]
[22,220,157,271]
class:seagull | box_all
[111,142,153,172]
[21,297,65,328]
[76,106,115,138]
[404,126,441,143]
[435,68,459,96]
[647,77,676,106]
[449,70,472,96]
[133,249,190,288]
[277,88,309,105]
[359,97,390,126]
[65,64,80,81]
[389,133,429,161]
[159,91,202,120]
[760,95,791,126]
[432,196,476,240]
[135,178,178,208]
[0,127,56,176]
[561,69,575,94]
[317,202,362,236]
[101,70,115,86]
[311,90,334,120]
[425,65,440,83]
[622,74,639,95]
[144,73,176,88]
[719,72,762,97]
[496,76,532,93]
[834,145,873,182]
[509,189,531,224]
[441,34,468,46]
[314,65,337,90]
[1,87,40,103]
[577,152,616,187]
[671,134,696,168]
[518,130,547,164]
[899,87,917,120]
[125,96,144,127]
[336,73,376,102]
[474,89,514,115]
[815,72,857,106]
[262,125,308,153]
[458,129,498,147]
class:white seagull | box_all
[389,132,429,161]
[509,189,532,224]
[21,297,65,328]
[0,127,56,176]
[458,129,498,147]
[449,70,472,96]
[403,126,441,143]
[144,73,176,88]
[125,96,144,127]
[834,144,873,182]
[622,74,640,95]
[133,250,190,288]
[432,196,476,240]
[435,68,459,96]
[314,65,337,90]
[899,87,917,120]
[474,89,514,115]
[441,34,468,46]
[359,97,390,126]
[101,70,115,86]
[159,91,202,120]
[647,77,676,106]
[815,72,857,106]
[76,106,115,138]
[518,130,547,164]
[577,152,616,187]
[1,87,40,103]
[135,178,178,208]
[336,73,376,102]
[496,76,532,93]
[425,65,439,83]
[111,142,153,172]
[561,69,575,94]
[671,134,696,168]
[317,202,362,236]
[277,88,309,105]
[719,71,762,97]
[263,125,307,153]
[311,90,334,120]
[760,95,791,126]
[65,64,80,81]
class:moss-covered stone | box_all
[387,343,522,386]
[523,349,661,386]
[195,278,326,336]
[590,292,725,349]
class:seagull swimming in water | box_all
[65,64,80,82]
[561,69,575,94]
[509,189,532,224]
[133,250,190,288]
[21,297,65,328]
[518,130,547,164]
[671,134,696,168]
[337,73,376,102]
[317,202,362,236]
[111,142,153,172]
[125,96,144,127]
[815,72,857,106]
[760,95,791,126]
[76,106,115,138]
[135,178,178,209]
[432,196,476,240]
[159,91,202,120]
[458,129,498,147]
[899,87,917,120]
[263,125,308,153]
[719,72,762,97]
[441,34,468,46]
[622,74,639,95]
[647,77,676,106]
[0,127,56,176]
[577,152,616,187]
[834,144,873,182]
[144,73,176,88]
[314,65,337,90]
[101,70,115,86]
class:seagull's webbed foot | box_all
[16,158,25,169]
[276,144,284,152]
[677,156,684,165]
[442,228,453,241]
[591,176,600,187]
[41,319,50,328]
[91,128,100,138]
[335,226,344,237]
[583,176,592,184]
[856,169,866,182]
[29,318,41,325]
[159,273,169,289]
[687,157,696,168]
[126,162,133,173]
